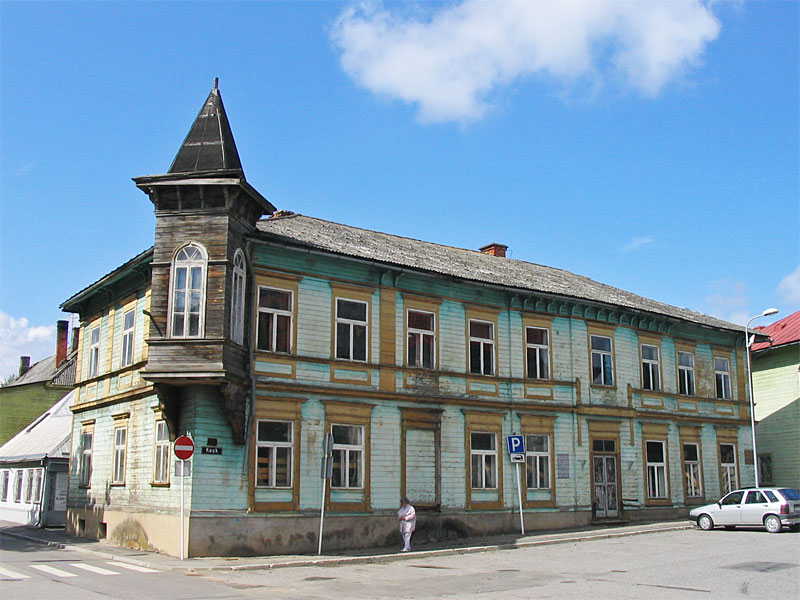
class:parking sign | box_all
[507,435,524,455]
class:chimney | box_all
[19,356,31,378]
[71,327,80,353]
[56,320,69,366]
[479,243,508,258]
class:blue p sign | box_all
[507,435,525,455]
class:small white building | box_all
[0,390,73,527]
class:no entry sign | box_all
[174,435,195,460]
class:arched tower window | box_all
[169,243,207,338]
[230,249,246,345]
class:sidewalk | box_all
[1,519,692,573]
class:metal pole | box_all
[515,462,525,535]
[745,317,759,488]
[180,459,185,560]
[318,471,327,555]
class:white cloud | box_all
[0,311,55,382]
[702,278,749,325]
[332,0,720,122]
[778,265,800,304]
[622,236,655,252]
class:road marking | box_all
[30,564,78,578]
[0,564,31,580]
[70,563,119,575]
[107,561,158,573]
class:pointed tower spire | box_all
[168,78,243,175]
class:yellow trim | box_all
[323,400,374,513]
[330,285,374,364]
[519,413,557,509]
[465,308,499,377]
[403,297,440,371]
[254,274,299,356]
[464,410,505,510]
[522,315,553,381]
[587,325,617,389]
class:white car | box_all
[689,487,800,533]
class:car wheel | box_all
[697,514,714,531]
[764,515,782,534]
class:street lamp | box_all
[745,307,779,487]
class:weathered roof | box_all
[168,80,243,175]
[0,390,73,463]
[4,351,76,389]
[255,213,744,333]
[752,310,800,352]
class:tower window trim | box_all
[231,249,247,346]
[168,242,208,339]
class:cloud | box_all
[622,236,655,252]
[778,265,800,304]
[702,278,749,325]
[332,0,721,122]
[0,311,55,382]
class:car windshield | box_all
[778,488,800,501]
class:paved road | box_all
[2,527,798,599]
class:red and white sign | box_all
[174,435,195,460]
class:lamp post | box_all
[745,308,779,487]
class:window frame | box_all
[682,441,702,499]
[255,419,294,489]
[758,454,773,485]
[120,309,135,368]
[88,325,100,378]
[79,427,94,488]
[645,440,668,499]
[640,343,661,391]
[13,471,23,503]
[719,442,738,495]
[468,319,495,376]
[525,326,550,380]
[677,350,695,396]
[470,431,498,490]
[256,286,294,354]
[112,425,128,485]
[335,297,369,363]
[168,242,208,339]
[330,423,365,490]
[230,249,247,346]
[524,433,551,490]
[1,470,9,502]
[590,334,614,387]
[406,308,436,369]
[152,419,171,485]
[715,356,732,400]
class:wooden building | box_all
[62,83,759,557]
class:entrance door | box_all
[405,429,438,505]
[593,454,619,518]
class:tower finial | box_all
[213,77,219,90]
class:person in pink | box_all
[397,497,416,552]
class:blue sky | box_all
[1,0,797,377]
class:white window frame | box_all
[335,298,368,363]
[13,471,22,503]
[719,442,737,495]
[153,420,170,484]
[715,357,731,400]
[112,426,127,484]
[591,334,614,386]
[683,442,702,498]
[79,430,93,487]
[525,327,550,380]
[257,286,293,353]
[678,351,695,396]
[88,326,100,378]
[1,470,8,502]
[470,432,498,489]
[30,469,42,504]
[407,309,435,369]
[168,242,207,339]
[469,319,495,376]
[24,469,33,503]
[641,344,660,391]
[121,309,135,367]
[646,440,667,499]
[331,424,364,489]
[525,434,551,489]
[255,420,294,488]
[231,249,246,345]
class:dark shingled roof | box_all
[168,80,243,175]
[5,351,76,388]
[256,213,743,334]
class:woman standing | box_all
[397,497,416,552]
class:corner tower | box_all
[133,80,275,443]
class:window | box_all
[469,320,495,375]
[1,471,8,502]
[525,434,550,489]
[24,469,33,503]
[13,471,22,502]
[153,420,170,484]
[407,310,435,368]
[683,443,702,498]
[759,455,773,485]
[121,310,135,367]
[112,426,127,484]
[641,344,660,391]
[30,469,42,504]
[678,351,695,396]
[745,490,766,504]
[335,299,368,362]
[721,490,744,505]
[591,335,613,386]
[257,287,293,353]
[170,243,206,338]
[715,357,731,399]
[526,327,549,379]
[470,432,497,489]
[719,443,737,495]
[331,424,364,488]
[231,250,246,345]
[79,430,93,487]
[88,326,100,378]
[646,441,667,499]
[256,420,293,488]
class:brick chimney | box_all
[56,320,69,366]
[479,243,508,258]
[19,356,31,378]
